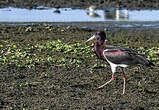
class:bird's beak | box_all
[85,35,96,44]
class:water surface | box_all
[0,7,159,22]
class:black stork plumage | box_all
[85,31,154,94]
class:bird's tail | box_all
[136,55,155,67]
[147,60,155,67]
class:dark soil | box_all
[0,25,159,110]
[1,0,159,9]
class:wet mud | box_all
[0,25,159,109]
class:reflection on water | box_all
[0,6,159,22]
[105,8,128,20]
[53,9,61,14]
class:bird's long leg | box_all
[94,75,115,90]
[120,68,126,94]
[94,66,116,90]
[123,75,126,94]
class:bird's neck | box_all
[96,39,104,46]
[94,39,105,59]
[94,39,104,51]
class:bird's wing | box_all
[103,45,139,65]
[105,45,138,54]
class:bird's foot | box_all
[122,93,126,95]
[122,91,126,95]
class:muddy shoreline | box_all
[1,22,159,30]
[0,25,159,109]
[1,0,159,9]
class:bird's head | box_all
[85,31,107,44]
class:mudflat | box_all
[0,25,159,109]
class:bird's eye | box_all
[96,35,100,39]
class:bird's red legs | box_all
[122,76,126,94]
[94,75,115,90]
[121,67,126,94]
[94,66,116,90]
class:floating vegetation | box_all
[0,40,94,68]
[146,47,159,62]
[137,46,159,62]
[0,39,158,70]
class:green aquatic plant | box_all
[1,40,88,68]
[42,72,52,78]
[0,39,157,69]
[0,44,3,48]
[146,47,159,62]
[137,46,159,62]
[19,82,32,88]
[137,82,145,92]
[8,106,14,110]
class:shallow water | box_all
[0,6,159,22]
